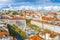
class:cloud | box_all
[43,6,60,11]
[9,6,43,11]
[0,0,12,4]
[0,0,60,11]
[44,6,53,11]
[2,5,60,12]
[8,6,36,10]
[35,0,53,4]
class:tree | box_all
[13,11,18,15]
[7,24,27,39]
[26,19,32,23]
[27,23,41,32]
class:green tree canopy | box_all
[13,11,18,15]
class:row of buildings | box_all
[0,10,60,40]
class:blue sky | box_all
[0,0,60,11]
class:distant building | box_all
[8,18,26,31]
[46,12,57,18]
[56,12,60,19]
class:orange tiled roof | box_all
[9,17,26,20]
[42,16,59,21]
[48,12,57,15]
[0,32,9,35]
[28,36,42,40]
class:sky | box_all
[0,0,60,11]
